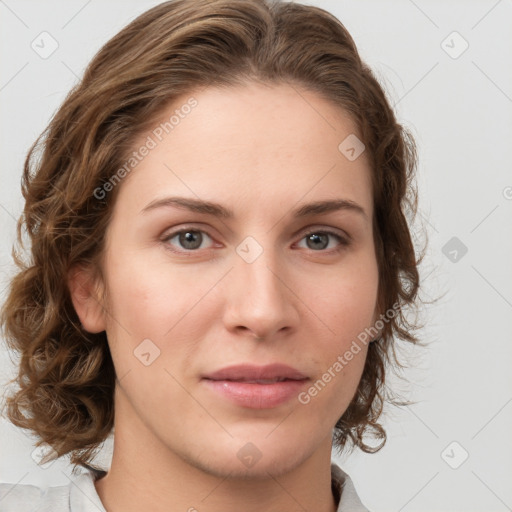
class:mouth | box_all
[218,377,294,384]
[202,363,308,382]
[201,364,309,409]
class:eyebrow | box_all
[140,196,368,220]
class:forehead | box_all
[113,82,373,221]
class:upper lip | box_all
[203,364,308,382]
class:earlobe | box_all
[67,265,107,334]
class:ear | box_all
[67,265,107,333]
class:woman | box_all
[0,0,422,510]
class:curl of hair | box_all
[1,0,426,471]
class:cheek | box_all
[304,257,377,402]
[103,254,200,337]
[320,258,379,342]
[296,345,368,433]
[101,251,227,380]
[100,255,206,396]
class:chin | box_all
[184,431,318,480]
[196,451,310,481]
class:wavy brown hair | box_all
[1,0,425,471]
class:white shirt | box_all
[0,462,370,511]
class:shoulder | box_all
[0,481,44,511]
[0,471,106,512]
[0,480,71,512]
[331,462,371,512]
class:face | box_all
[74,82,379,479]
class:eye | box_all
[162,227,215,252]
[161,226,350,255]
[296,229,350,253]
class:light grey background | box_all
[1,1,511,511]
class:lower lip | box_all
[202,379,309,409]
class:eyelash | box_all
[161,225,351,255]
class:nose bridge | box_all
[225,236,297,337]
[238,241,285,309]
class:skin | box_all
[69,81,380,512]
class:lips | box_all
[202,364,309,409]
[203,363,308,382]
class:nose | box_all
[222,247,300,341]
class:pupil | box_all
[181,231,201,249]
[308,233,327,250]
